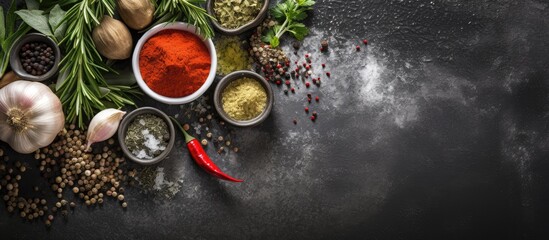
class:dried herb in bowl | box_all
[213,0,263,29]
[125,114,170,159]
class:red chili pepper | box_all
[171,118,243,182]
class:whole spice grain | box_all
[19,42,55,76]
[213,0,262,29]
[250,19,289,67]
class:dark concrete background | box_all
[2,0,549,239]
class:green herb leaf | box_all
[16,10,53,37]
[270,5,285,21]
[6,0,17,35]
[270,37,280,48]
[25,0,40,10]
[262,0,314,46]
[288,22,308,40]
[297,0,315,7]
[49,4,67,41]
[99,87,111,98]
[0,6,5,42]
[261,28,275,43]
[292,10,308,21]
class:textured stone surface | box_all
[2,0,549,239]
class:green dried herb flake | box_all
[213,0,262,29]
[124,114,170,160]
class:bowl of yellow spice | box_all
[214,70,274,127]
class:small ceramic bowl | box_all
[214,70,274,127]
[9,33,61,81]
[132,22,217,105]
[206,0,270,35]
[117,107,175,165]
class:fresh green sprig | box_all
[262,0,315,48]
[56,0,137,127]
[155,0,215,38]
[0,0,31,78]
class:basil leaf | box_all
[25,0,40,10]
[49,4,67,41]
[16,10,53,37]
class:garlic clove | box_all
[86,108,126,151]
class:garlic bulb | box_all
[0,80,65,154]
[86,108,126,151]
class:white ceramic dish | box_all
[132,22,217,104]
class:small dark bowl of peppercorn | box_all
[206,0,270,35]
[9,33,61,82]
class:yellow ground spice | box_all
[215,36,252,75]
[222,78,267,121]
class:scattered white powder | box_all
[134,149,151,159]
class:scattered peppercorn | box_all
[321,39,329,50]
[356,45,361,51]
[363,39,368,45]
[315,96,319,102]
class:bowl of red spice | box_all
[132,22,217,104]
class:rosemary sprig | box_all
[57,0,137,127]
[155,0,215,38]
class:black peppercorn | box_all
[19,41,55,76]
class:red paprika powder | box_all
[139,29,211,98]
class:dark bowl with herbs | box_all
[9,33,61,82]
[117,107,175,165]
[206,0,270,35]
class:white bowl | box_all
[132,22,217,104]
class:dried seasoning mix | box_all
[213,0,262,29]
